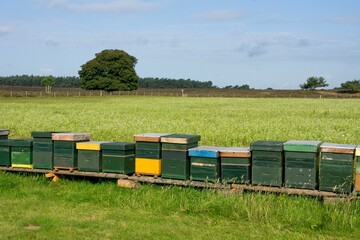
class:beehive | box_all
[0,129,9,140]
[77,141,110,172]
[32,131,58,169]
[101,142,136,174]
[160,134,200,180]
[52,133,91,170]
[11,139,33,168]
[356,146,360,193]
[219,147,251,184]
[134,133,170,176]
[189,146,221,182]
[283,140,322,189]
[250,141,284,187]
[319,143,356,193]
[0,139,12,167]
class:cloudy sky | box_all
[0,0,359,89]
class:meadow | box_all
[0,96,359,239]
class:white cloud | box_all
[0,26,11,36]
[195,10,246,21]
[238,42,269,58]
[45,37,59,47]
[40,66,54,74]
[47,0,159,14]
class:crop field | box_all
[0,96,360,239]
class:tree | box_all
[79,49,139,91]
[339,79,360,93]
[299,76,329,90]
[41,75,55,93]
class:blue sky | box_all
[0,0,359,89]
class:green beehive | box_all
[11,139,33,168]
[319,143,356,194]
[0,130,9,140]
[189,146,221,182]
[136,142,162,159]
[283,140,322,189]
[219,147,251,184]
[31,131,57,170]
[251,141,284,187]
[52,133,91,170]
[101,142,135,174]
[160,134,201,180]
[0,139,12,167]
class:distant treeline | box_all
[0,75,219,89]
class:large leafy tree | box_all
[340,79,360,93]
[79,49,139,91]
[41,75,55,93]
[299,76,329,90]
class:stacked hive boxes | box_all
[356,146,360,193]
[0,129,9,140]
[160,134,201,180]
[319,143,356,193]
[250,141,284,187]
[32,131,57,169]
[11,140,33,168]
[0,139,12,167]
[101,142,136,174]
[77,141,110,172]
[134,133,170,176]
[283,140,322,189]
[219,147,251,184]
[52,133,91,170]
[189,146,221,182]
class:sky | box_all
[0,0,359,89]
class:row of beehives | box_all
[0,130,359,194]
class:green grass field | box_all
[0,96,359,239]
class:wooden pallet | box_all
[53,166,77,172]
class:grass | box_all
[0,96,360,239]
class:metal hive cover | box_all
[0,130,10,136]
[134,133,171,142]
[160,134,201,144]
[250,141,284,151]
[52,133,91,141]
[188,146,222,158]
[283,140,322,152]
[320,142,356,154]
[101,142,136,150]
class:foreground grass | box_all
[0,172,359,240]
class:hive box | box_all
[101,142,136,174]
[0,139,12,167]
[356,146,360,193]
[283,140,322,189]
[77,141,110,172]
[160,134,200,180]
[319,143,356,193]
[250,141,284,187]
[219,147,251,184]
[11,139,33,168]
[0,130,9,140]
[189,146,221,182]
[32,131,58,170]
[134,133,171,176]
[52,133,91,170]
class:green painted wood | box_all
[162,142,198,150]
[162,158,190,180]
[0,136,8,140]
[78,150,102,172]
[100,142,135,151]
[319,152,354,193]
[11,147,32,165]
[102,154,135,174]
[135,149,161,159]
[160,134,201,144]
[162,150,188,161]
[283,140,322,152]
[190,156,220,182]
[221,157,250,184]
[33,146,53,169]
[250,141,284,151]
[0,145,11,167]
[102,149,135,156]
[53,142,78,168]
[31,131,58,138]
[136,142,161,150]
[10,140,33,147]
[252,150,283,187]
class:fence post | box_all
[54,92,56,97]
[25,91,28,98]
[10,91,12,97]
[67,91,69,97]
[79,91,81,97]
[40,91,42,97]
[100,90,103,96]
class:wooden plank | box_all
[0,129,10,136]
[52,133,91,141]
[219,147,251,157]
[134,133,170,142]
[320,142,356,154]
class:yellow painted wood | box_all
[135,158,161,176]
[12,164,33,169]
[76,141,109,151]
[356,147,360,156]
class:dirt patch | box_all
[25,224,41,231]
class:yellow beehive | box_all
[12,164,33,169]
[135,158,161,176]
[76,141,109,151]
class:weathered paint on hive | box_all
[100,142,135,151]
[31,131,59,138]
[188,146,221,158]
[135,158,161,176]
[52,133,91,141]
[78,150,102,172]
[0,140,12,167]
[283,140,322,153]
[162,142,198,150]
[162,158,190,180]
[160,134,201,144]
[102,153,135,174]
[0,130,10,136]
[134,133,171,142]
[33,145,53,169]
[219,147,251,158]
[190,156,220,182]
[221,156,251,184]
[250,141,284,152]
[76,141,109,151]
[251,150,283,187]
[320,142,356,154]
